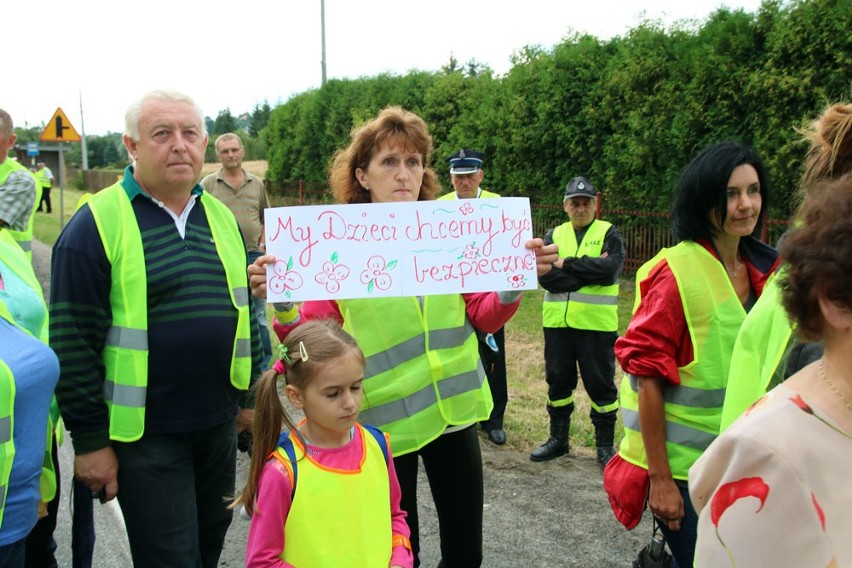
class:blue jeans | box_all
[113,419,237,568]
[657,481,698,568]
[247,250,272,370]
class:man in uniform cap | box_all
[532,176,625,468]
[440,149,507,444]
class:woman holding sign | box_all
[249,106,556,567]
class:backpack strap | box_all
[271,431,299,500]
[362,424,391,465]
[273,425,391,501]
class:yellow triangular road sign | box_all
[40,107,81,142]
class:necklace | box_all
[820,360,852,412]
[726,253,742,278]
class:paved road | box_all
[34,239,648,567]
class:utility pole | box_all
[321,0,327,85]
[79,91,89,170]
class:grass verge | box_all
[32,187,88,246]
[501,285,634,455]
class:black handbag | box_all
[632,517,672,568]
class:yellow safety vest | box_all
[0,357,14,529]
[339,295,492,456]
[0,229,57,524]
[0,160,41,261]
[276,424,391,567]
[542,220,619,331]
[618,241,745,479]
[34,168,51,189]
[719,271,792,430]
[86,183,252,442]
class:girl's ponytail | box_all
[232,365,297,515]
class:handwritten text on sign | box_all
[264,197,536,301]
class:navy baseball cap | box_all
[448,149,485,175]
[564,176,596,199]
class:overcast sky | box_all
[6,0,762,136]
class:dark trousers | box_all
[479,327,507,430]
[113,419,237,568]
[657,481,698,568]
[394,425,483,568]
[38,187,51,213]
[71,477,95,568]
[24,437,59,568]
[0,539,25,568]
[543,327,618,420]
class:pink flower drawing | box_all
[508,273,527,288]
[314,254,350,294]
[269,257,303,299]
[360,255,397,293]
[459,202,475,215]
[459,243,480,260]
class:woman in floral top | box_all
[689,174,852,567]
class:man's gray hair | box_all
[0,108,13,138]
[124,90,206,141]
[215,132,243,152]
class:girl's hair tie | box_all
[273,359,286,375]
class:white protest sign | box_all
[264,197,536,302]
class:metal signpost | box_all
[39,108,82,229]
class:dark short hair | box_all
[780,173,852,341]
[672,142,770,242]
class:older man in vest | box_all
[531,176,625,469]
[0,110,41,261]
[439,149,509,445]
[50,90,262,567]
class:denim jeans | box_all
[657,481,698,568]
[113,419,237,568]
[247,250,272,370]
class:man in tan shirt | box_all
[201,132,272,369]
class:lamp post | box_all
[320,0,327,85]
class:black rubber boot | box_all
[593,411,617,469]
[530,414,570,462]
[596,446,616,469]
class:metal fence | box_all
[265,182,790,275]
[72,175,786,276]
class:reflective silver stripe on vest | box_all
[621,407,716,452]
[365,334,425,378]
[364,323,473,378]
[0,416,10,444]
[627,374,726,409]
[105,327,148,350]
[428,321,474,350]
[16,240,32,252]
[233,286,249,307]
[569,292,618,306]
[235,338,251,358]
[103,381,147,408]
[543,292,568,303]
[358,369,485,427]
